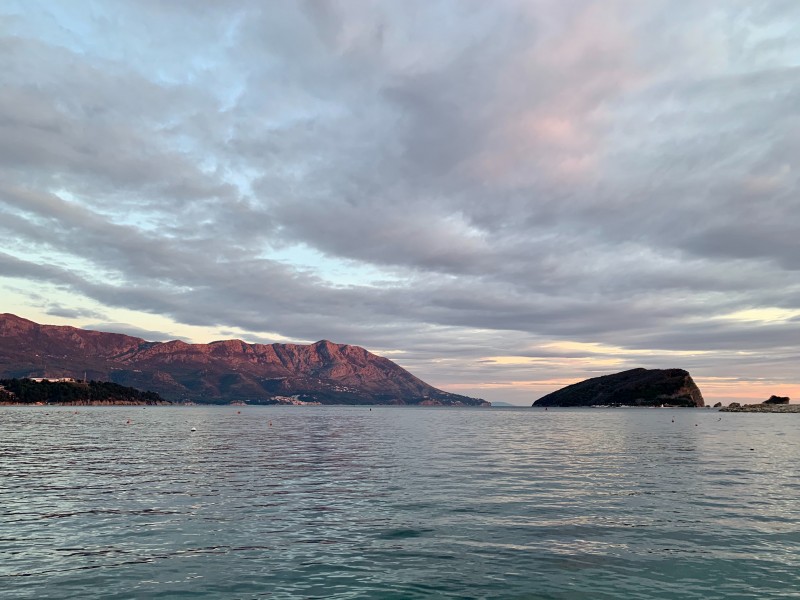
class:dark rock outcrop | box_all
[532,368,704,407]
[763,395,790,405]
[0,313,488,406]
[713,402,722,408]
[721,401,800,413]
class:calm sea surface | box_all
[1,406,799,599]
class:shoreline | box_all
[0,400,172,407]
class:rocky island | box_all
[0,314,488,406]
[720,396,799,413]
[533,368,704,407]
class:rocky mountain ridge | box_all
[0,314,488,406]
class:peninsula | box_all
[0,378,169,405]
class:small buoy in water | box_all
[268,421,272,427]
[237,411,241,414]
[190,427,196,432]
[750,448,754,451]
[127,420,131,424]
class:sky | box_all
[2,1,800,405]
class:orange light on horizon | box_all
[694,378,800,404]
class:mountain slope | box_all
[0,314,488,406]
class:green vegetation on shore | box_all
[0,378,167,405]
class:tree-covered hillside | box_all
[0,379,166,404]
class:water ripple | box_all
[1,406,799,598]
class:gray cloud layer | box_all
[2,1,799,402]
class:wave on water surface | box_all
[1,406,799,599]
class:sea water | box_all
[1,406,798,599]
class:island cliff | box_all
[533,368,704,407]
[0,314,488,406]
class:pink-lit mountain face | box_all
[0,314,488,406]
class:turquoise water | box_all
[1,406,799,599]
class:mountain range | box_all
[0,314,488,406]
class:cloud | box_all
[44,304,106,320]
[82,322,186,342]
[2,0,800,404]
